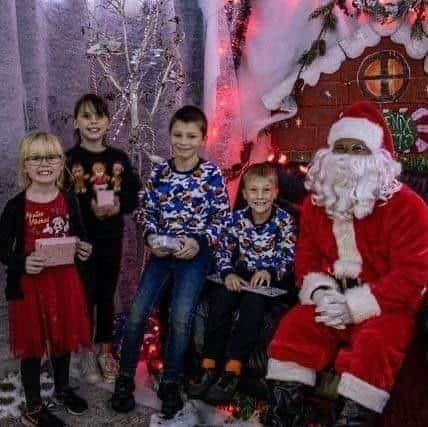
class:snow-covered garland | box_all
[353,0,423,22]
[300,0,428,69]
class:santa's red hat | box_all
[327,101,395,155]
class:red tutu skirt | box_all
[9,265,91,359]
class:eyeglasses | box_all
[25,154,63,165]
[332,143,371,155]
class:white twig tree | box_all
[85,0,185,174]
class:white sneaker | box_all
[80,350,102,384]
[97,353,119,383]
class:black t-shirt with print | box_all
[66,145,141,241]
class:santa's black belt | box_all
[334,277,362,293]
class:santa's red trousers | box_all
[269,305,416,391]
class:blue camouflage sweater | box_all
[139,159,230,247]
[216,206,296,282]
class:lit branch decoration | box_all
[85,0,185,174]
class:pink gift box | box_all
[35,236,78,266]
[96,190,115,206]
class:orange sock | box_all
[201,358,216,369]
[225,359,242,375]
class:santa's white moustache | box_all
[306,148,402,220]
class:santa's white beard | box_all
[306,149,402,220]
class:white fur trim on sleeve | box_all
[345,284,381,324]
[299,272,339,305]
[327,117,383,153]
[338,373,390,413]
[266,359,316,386]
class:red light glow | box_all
[278,153,287,164]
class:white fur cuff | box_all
[345,284,381,324]
[266,359,316,386]
[338,373,390,413]
[299,272,339,305]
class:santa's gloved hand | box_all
[312,289,350,329]
[315,300,353,329]
[312,288,345,307]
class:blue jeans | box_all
[119,250,210,382]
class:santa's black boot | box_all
[261,381,307,427]
[333,397,379,427]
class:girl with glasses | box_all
[0,131,93,426]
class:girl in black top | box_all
[66,94,141,383]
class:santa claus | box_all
[264,101,428,426]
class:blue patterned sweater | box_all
[216,206,296,282]
[139,159,230,247]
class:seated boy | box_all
[188,162,297,404]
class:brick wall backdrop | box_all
[270,37,428,156]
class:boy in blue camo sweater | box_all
[111,106,230,419]
[188,162,296,405]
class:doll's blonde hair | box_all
[18,131,65,189]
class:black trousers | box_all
[21,354,70,409]
[202,285,268,364]
[84,238,122,343]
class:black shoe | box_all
[204,371,240,405]
[22,405,65,427]
[54,388,88,415]
[187,368,218,400]
[261,381,307,427]
[333,398,379,427]
[111,374,136,413]
[157,381,183,419]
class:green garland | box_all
[299,0,428,68]
[298,1,338,69]
[231,391,258,420]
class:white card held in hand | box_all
[206,274,287,297]
[151,235,183,252]
[206,273,224,285]
[96,189,115,206]
[35,236,78,266]
[240,286,288,298]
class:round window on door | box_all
[357,50,410,103]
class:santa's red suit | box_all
[267,104,428,414]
